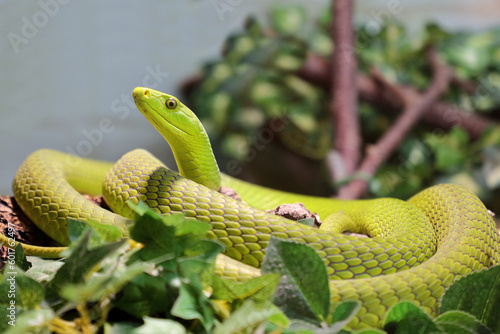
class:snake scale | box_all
[5,87,500,328]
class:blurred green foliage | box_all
[187,5,500,210]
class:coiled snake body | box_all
[7,88,500,328]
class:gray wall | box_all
[1,0,499,195]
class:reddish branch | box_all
[357,73,490,140]
[337,48,454,199]
[330,0,361,175]
[299,53,492,140]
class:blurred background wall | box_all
[0,0,499,194]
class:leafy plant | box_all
[185,5,500,211]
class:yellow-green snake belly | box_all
[10,148,500,328]
[6,87,500,328]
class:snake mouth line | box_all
[141,99,191,137]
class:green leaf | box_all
[68,218,122,245]
[68,219,100,244]
[12,244,31,271]
[170,283,204,320]
[297,217,316,227]
[3,308,54,334]
[128,202,222,274]
[0,307,16,334]
[271,5,307,34]
[128,205,179,261]
[178,237,223,265]
[286,320,322,333]
[0,266,45,333]
[330,301,361,328]
[424,127,469,172]
[0,266,44,309]
[211,273,280,304]
[354,329,387,334]
[175,219,211,238]
[46,230,126,300]
[170,281,214,331]
[266,311,290,332]
[115,273,171,317]
[133,317,186,334]
[384,302,442,334]
[60,260,152,303]
[435,311,491,334]
[261,237,330,323]
[24,258,64,284]
[283,302,361,333]
[480,127,500,148]
[214,300,281,334]
[118,204,221,326]
[440,265,500,333]
[87,219,123,241]
[105,322,139,333]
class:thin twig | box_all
[337,47,454,199]
[329,0,361,177]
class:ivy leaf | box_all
[128,203,222,281]
[297,217,316,227]
[46,230,126,301]
[128,203,181,261]
[329,301,361,330]
[214,300,282,334]
[60,260,151,303]
[68,218,121,245]
[3,308,54,334]
[211,273,280,305]
[440,265,500,333]
[261,237,330,324]
[24,258,64,284]
[170,281,214,331]
[283,302,361,333]
[115,273,171,318]
[435,311,492,334]
[12,244,31,271]
[133,317,186,334]
[0,266,44,309]
[384,302,441,334]
[0,266,45,333]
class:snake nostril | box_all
[144,89,149,96]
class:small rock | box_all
[219,186,242,201]
[267,203,321,226]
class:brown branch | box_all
[330,0,361,176]
[337,48,454,199]
[299,53,494,140]
[358,71,491,139]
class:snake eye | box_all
[165,98,177,110]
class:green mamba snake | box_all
[6,87,500,328]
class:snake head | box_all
[133,87,205,140]
[133,87,221,190]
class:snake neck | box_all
[168,127,221,191]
